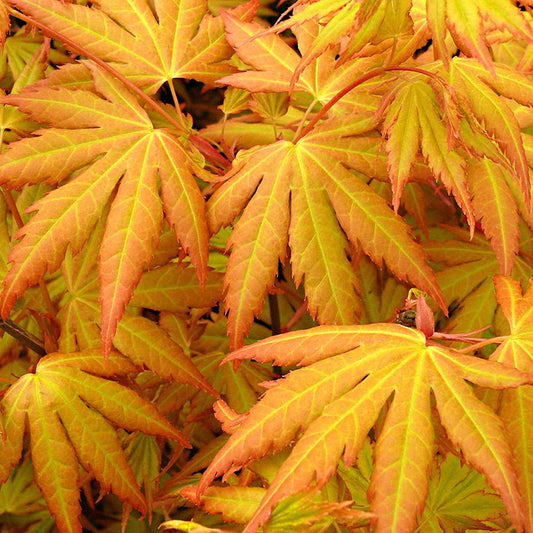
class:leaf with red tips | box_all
[0,63,209,353]
[450,58,532,206]
[199,323,532,532]
[208,117,445,349]
[0,350,189,533]
[445,0,533,73]
[491,276,533,532]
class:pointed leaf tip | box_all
[416,294,435,339]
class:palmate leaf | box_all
[0,62,209,353]
[491,276,533,533]
[424,226,533,340]
[420,453,507,532]
[0,350,188,533]
[208,115,446,349]
[7,0,251,94]
[196,324,533,533]
[182,484,373,532]
[435,0,533,72]
[379,80,472,222]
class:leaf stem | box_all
[293,97,318,141]
[166,80,187,130]
[282,300,308,332]
[293,64,450,144]
[0,317,46,356]
[385,65,453,92]
[268,293,281,336]
[293,67,385,142]
[456,336,508,353]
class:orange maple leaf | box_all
[197,323,533,532]
[0,62,209,353]
[0,350,188,533]
[7,0,250,93]
[491,275,533,532]
[208,115,446,349]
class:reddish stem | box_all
[293,67,385,142]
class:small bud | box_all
[415,294,435,339]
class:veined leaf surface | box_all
[0,350,188,533]
[0,62,209,353]
[198,324,532,532]
[491,276,533,532]
[7,0,247,93]
[208,117,445,349]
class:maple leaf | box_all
[420,453,507,531]
[378,79,473,222]
[218,12,396,115]
[154,346,273,427]
[0,350,188,533]
[490,275,533,532]
[242,0,419,85]
[429,0,533,72]
[123,434,161,518]
[208,116,446,349]
[6,0,251,94]
[182,484,373,532]
[196,324,533,532]
[0,61,210,353]
[447,58,533,206]
[424,226,533,340]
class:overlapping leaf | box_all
[265,0,533,76]
[424,226,533,339]
[183,483,373,532]
[421,453,507,531]
[448,58,533,205]
[0,457,54,530]
[241,0,417,82]
[197,324,533,532]
[0,62,209,353]
[490,276,533,533]
[58,221,220,396]
[218,12,391,114]
[0,350,188,533]
[379,79,472,221]
[208,115,445,349]
[430,0,533,71]
[7,0,252,93]
[467,158,519,277]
